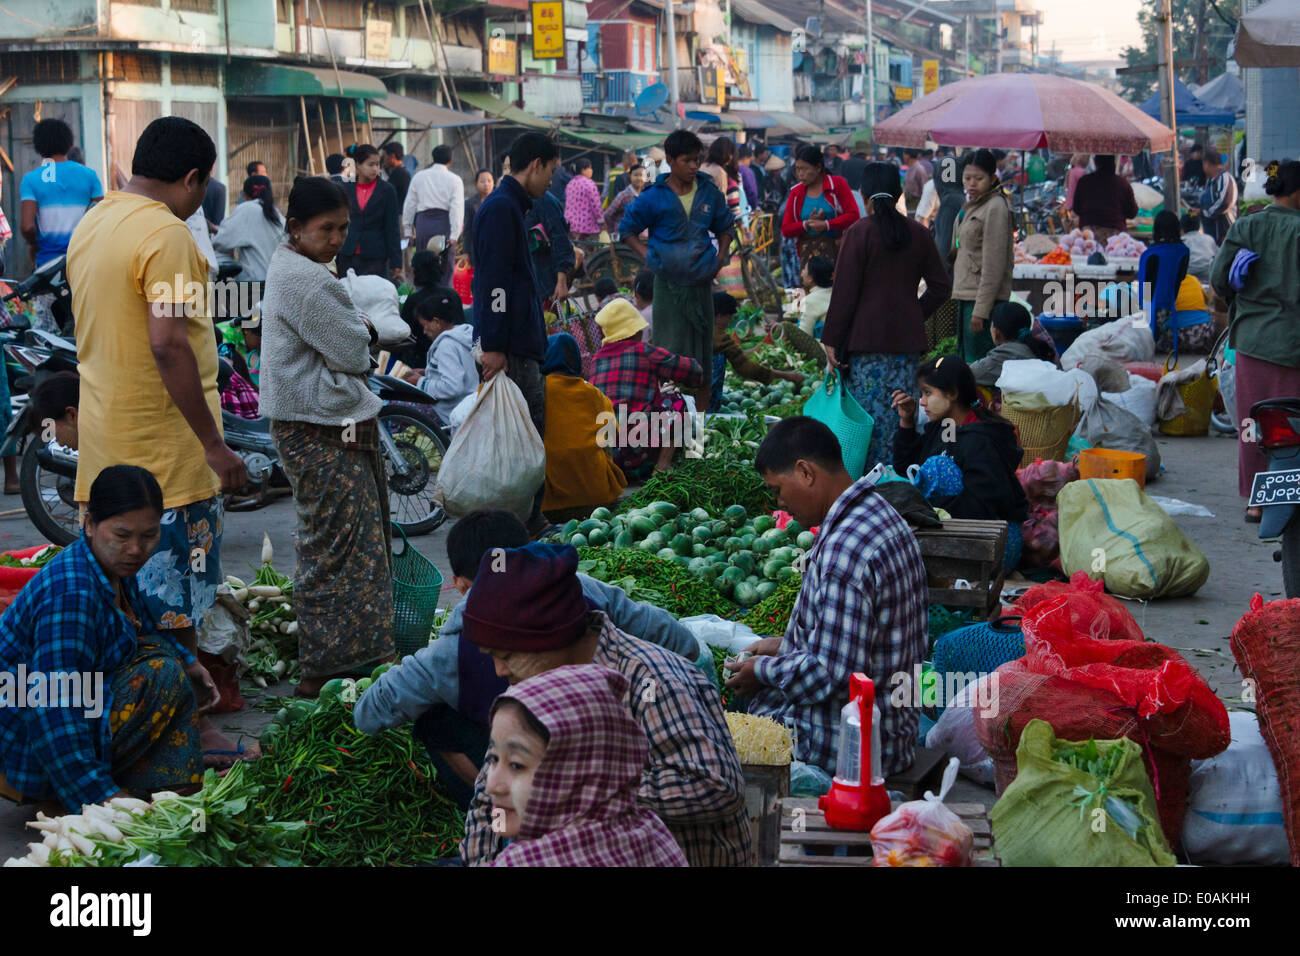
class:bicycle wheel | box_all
[1209,327,1237,435]
[581,244,645,293]
[378,404,448,536]
[741,251,783,316]
[19,439,79,547]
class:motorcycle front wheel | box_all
[379,404,448,536]
[19,439,79,546]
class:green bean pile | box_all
[616,458,775,517]
[250,698,464,866]
[577,547,741,620]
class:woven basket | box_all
[390,522,444,659]
[1158,357,1215,437]
[1002,399,1080,468]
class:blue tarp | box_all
[1139,79,1238,127]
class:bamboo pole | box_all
[299,96,317,174]
[333,100,345,153]
[316,98,330,159]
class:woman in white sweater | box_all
[211,175,286,283]
[258,177,394,697]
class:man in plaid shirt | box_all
[458,542,752,867]
[728,417,928,778]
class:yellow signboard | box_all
[530,0,565,60]
[922,59,939,95]
[699,67,725,107]
[894,85,913,102]
[489,36,517,76]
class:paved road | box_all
[0,427,1267,860]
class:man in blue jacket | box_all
[353,510,709,810]
[470,132,559,536]
[619,129,735,412]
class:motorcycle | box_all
[1248,397,1300,599]
[2,259,449,545]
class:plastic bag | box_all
[339,271,407,345]
[1058,478,1208,599]
[926,680,997,786]
[996,359,1094,410]
[870,758,974,866]
[1060,317,1155,369]
[680,614,764,658]
[1103,373,1158,427]
[1016,458,1078,506]
[790,761,834,797]
[991,720,1175,866]
[447,390,477,433]
[1182,711,1290,866]
[1020,505,1061,568]
[1077,353,1130,393]
[1075,398,1161,482]
[433,374,546,520]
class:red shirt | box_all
[355,179,377,210]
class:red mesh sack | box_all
[1012,570,1145,642]
[1229,593,1300,866]
[0,547,50,614]
[976,594,1231,847]
[1017,458,1079,506]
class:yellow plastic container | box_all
[1079,448,1147,487]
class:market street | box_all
[0,424,1267,862]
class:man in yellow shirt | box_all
[67,116,247,760]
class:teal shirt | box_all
[1211,204,1300,367]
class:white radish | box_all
[54,834,75,855]
[108,796,151,815]
[65,829,96,857]
[247,599,261,612]
[248,586,282,598]
[253,675,268,689]
[27,842,50,865]
[226,575,247,589]
[3,857,38,867]
[150,790,181,804]
[232,588,250,602]
[285,621,299,635]
[262,532,274,565]
[273,660,287,678]
[266,595,289,605]
[279,621,292,634]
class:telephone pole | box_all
[665,0,680,126]
[1157,0,1181,206]
[866,0,876,128]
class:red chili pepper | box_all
[337,747,351,755]
[282,774,293,792]
[409,760,427,780]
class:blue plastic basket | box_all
[928,616,1025,718]
[1037,315,1086,357]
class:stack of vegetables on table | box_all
[253,671,465,865]
[4,763,306,867]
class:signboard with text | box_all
[894,85,913,102]
[489,36,518,75]
[364,19,392,61]
[922,59,939,95]
[530,0,565,60]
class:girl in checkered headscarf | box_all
[486,665,687,867]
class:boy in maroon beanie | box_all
[458,542,753,867]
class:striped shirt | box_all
[19,160,103,266]
[749,478,929,777]
[461,612,753,867]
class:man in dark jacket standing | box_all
[381,142,411,208]
[471,132,560,537]
[619,129,735,412]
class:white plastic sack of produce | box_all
[1060,317,1155,369]
[1102,373,1158,427]
[432,374,545,521]
[995,359,1098,412]
[1182,711,1290,866]
[339,270,408,344]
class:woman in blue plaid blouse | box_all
[0,466,210,811]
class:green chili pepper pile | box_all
[616,458,775,517]
[740,575,802,636]
[577,547,741,620]
[251,697,464,866]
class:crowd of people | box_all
[2,108,1297,866]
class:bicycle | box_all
[572,237,645,294]
[732,210,783,317]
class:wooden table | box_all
[776,797,999,867]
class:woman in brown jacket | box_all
[951,149,1014,362]
[822,162,952,470]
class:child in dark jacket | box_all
[891,355,1028,568]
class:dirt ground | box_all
[0,426,1267,860]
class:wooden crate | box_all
[776,796,999,867]
[913,519,1008,620]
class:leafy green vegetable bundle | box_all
[615,458,775,517]
[252,695,464,866]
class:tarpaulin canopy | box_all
[225,61,386,100]
[456,91,556,129]
[873,73,1175,154]
[1191,73,1246,119]
[1138,78,1237,127]
[369,93,495,130]
[559,128,668,152]
[764,110,825,136]
[1233,0,1300,67]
